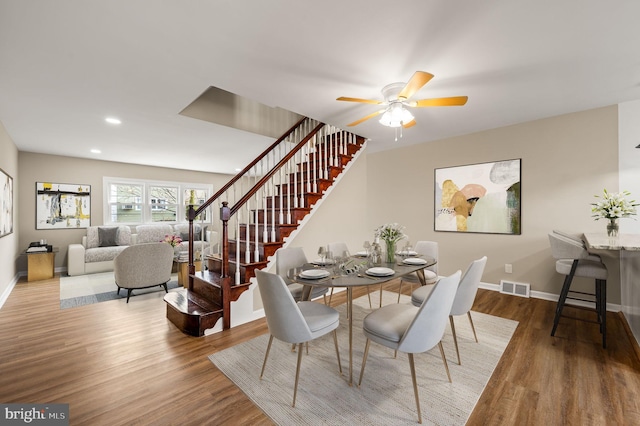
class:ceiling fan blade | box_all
[402,119,417,129]
[336,96,383,105]
[411,96,468,107]
[398,71,434,100]
[346,110,384,126]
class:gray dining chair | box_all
[411,256,487,365]
[358,270,461,424]
[397,240,439,302]
[548,231,608,348]
[275,246,328,302]
[255,270,342,407]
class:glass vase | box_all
[385,240,396,263]
[607,218,619,238]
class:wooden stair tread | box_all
[164,288,222,315]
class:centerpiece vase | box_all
[607,218,619,238]
[384,240,396,263]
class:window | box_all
[104,177,213,225]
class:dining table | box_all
[289,255,437,385]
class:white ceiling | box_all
[2,1,640,175]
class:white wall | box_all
[0,121,19,307]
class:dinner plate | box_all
[299,269,331,279]
[355,251,369,257]
[365,267,395,277]
[311,259,336,266]
[396,250,418,256]
[403,257,428,265]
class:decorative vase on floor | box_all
[607,218,619,238]
[384,240,396,263]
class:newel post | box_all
[187,205,196,290]
[220,201,230,278]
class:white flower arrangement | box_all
[374,223,407,243]
[591,189,638,220]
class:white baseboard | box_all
[479,281,621,312]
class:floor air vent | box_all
[500,280,530,298]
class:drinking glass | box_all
[318,246,326,264]
[363,240,371,257]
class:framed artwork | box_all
[434,159,521,234]
[36,182,91,229]
[0,168,13,238]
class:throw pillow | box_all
[180,231,201,241]
[98,227,118,247]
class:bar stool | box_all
[548,231,608,348]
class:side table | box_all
[174,259,202,287]
[25,248,58,282]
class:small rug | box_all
[60,271,180,309]
[209,291,518,425]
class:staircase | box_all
[164,118,365,336]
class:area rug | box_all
[208,291,518,425]
[60,271,180,309]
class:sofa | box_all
[67,223,217,276]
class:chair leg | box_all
[328,288,335,305]
[438,341,452,383]
[162,283,168,293]
[449,316,461,365]
[126,289,133,303]
[260,335,274,379]
[408,353,423,424]
[332,330,342,374]
[551,260,577,336]
[467,311,479,343]
[117,287,121,296]
[292,343,304,407]
[397,280,404,303]
[367,288,372,309]
[599,279,607,348]
[379,283,383,308]
[357,338,371,387]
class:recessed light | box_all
[90,149,101,154]
[235,168,242,172]
[105,117,121,125]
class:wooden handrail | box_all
[229,122,325,216]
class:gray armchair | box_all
[114,242,174,302]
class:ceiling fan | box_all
[337,71,468,139]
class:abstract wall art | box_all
[0,168,13,238]
[36,182,91,229]
[434,159,521,234]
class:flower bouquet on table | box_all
[591,189,638,237]
[374,223,408,263]
[162,234,183,247]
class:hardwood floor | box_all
[1,275,639,425]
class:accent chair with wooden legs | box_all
[255,270,342,407]
[358,270,461,424]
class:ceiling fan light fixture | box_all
[379,103,414,128]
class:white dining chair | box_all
[275,246,328,302]
[358,270,461,424]
[256,270,342,407]
[412,256,487,365]
[397,240,439,302]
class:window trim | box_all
[103,177,213,226]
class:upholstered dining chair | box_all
[358,270,461,424]
[327,242,370,308]
[275,247,328,302]
[548,231,608,348]
[397,241,439,302]
[411,256,487,365]
[255,270,342,407]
